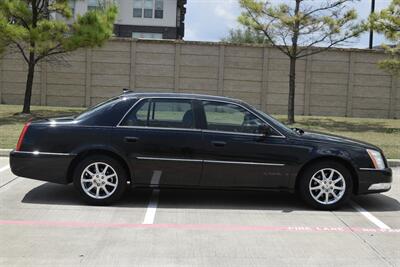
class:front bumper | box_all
[9,150,75,184]
[357,167,392,194]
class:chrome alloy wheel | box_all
[81,162,118,199]
[309,168,346,205]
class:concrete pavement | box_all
[0,157,399,266]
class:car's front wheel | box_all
[298,161,353,210]
[73,155,127,205]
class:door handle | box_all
[124,136,139,143]
[211,141,226,147]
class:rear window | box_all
[76,97,135,126]
[76,97,121,120]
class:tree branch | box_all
[10,41,30,63]
[244,6,291,56]
[303,0,353,18]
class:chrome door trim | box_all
[136,156,285,166]
[204,160,285,166]
[136,157,203,163]
[15,151,74,156]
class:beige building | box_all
[68,0,186,39]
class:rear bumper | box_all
[357,167,393,194]
[9,150,75,184]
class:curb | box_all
[387,159,400,168]
[0,149,11,157]
[0,148,399,167]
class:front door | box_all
[114,98,203,187]
[199,100,290,188]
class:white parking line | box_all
[143,171,162,225]
[350,201,391,230]
[0,164,10,173]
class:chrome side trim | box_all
[136,156,285,166]
[137,157,203,163]
[116,97,286,138]
[15,151,74,156]
[359,167,379,171]
[204,160,285,166]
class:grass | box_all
[275,115,400,159]
[0,104,399,158]
[0,105,84,151]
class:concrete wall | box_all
[0,39,399,119]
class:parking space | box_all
[0,158,399,266]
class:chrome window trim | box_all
[136,156,285,166]
[15,151,74,156]
[118,125,201,132]
[116,96,286,138]
[201,129,283,138]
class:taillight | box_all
[16,122,31,151]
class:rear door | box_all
[113,98,203,187]
[199,100,290,189]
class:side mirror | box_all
[258,124,273,137]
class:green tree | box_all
[0,0,117,114]
[222,27,270,44]
[239,0,364,124]
[370,0,400,75]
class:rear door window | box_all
[120,99,195,129]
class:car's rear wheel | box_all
[73,155,127,205]
[298,161,353,210]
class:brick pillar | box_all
[346,51,356,117]
[129,40,137,90]
[389,76,398,118]
[85,48,92,107]
[304,53,312,116]
[217,45,225,96]
[174,43,181,92]
[261,47,270,113]
[40,60,47,106]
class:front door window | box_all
[202,101,265,134]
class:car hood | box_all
[298,130,379,150]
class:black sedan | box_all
[10,92,392,210]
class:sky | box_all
[184,0,393,48]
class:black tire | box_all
[298,160,353,210]
[73,155,128,205]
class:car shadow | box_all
[21,182,400,212]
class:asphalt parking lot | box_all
[0,156,399,267]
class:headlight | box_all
[366,149,386,170]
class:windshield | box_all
[75,97,121,120]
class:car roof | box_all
[120,91,245,105]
